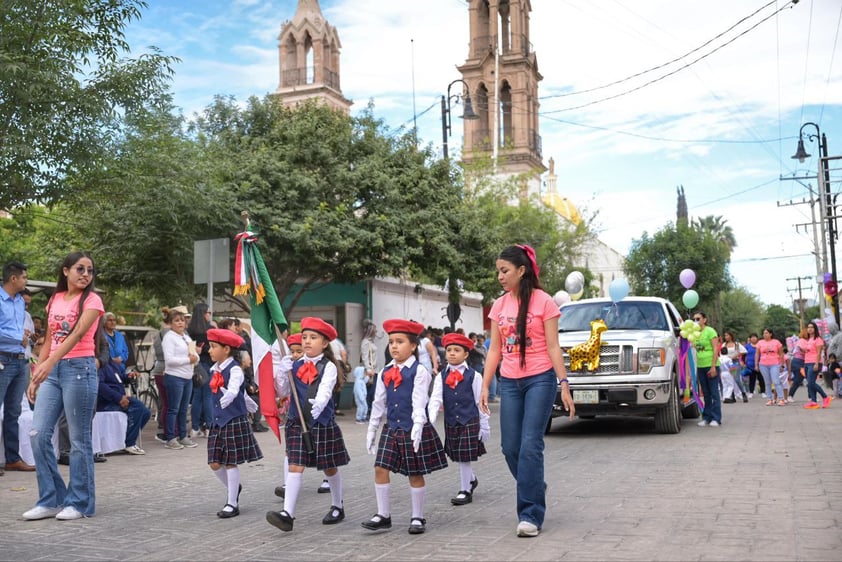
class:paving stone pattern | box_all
[1,398,840,561]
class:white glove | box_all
[219,388,235,409]
[244,394,258,414]
[366,426,377,455]
[427,407,438,426]
[279,355,293,374]
[479,426,490,443]
[411,422,423,453]
[308,398,323,420]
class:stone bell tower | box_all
[458,0,545,190]
[275,0,352,113]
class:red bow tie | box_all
[297,361,318,385]
[383,365,402,388]
[210,371,225,393]
[445,367,463,390]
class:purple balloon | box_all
[679,268,696,289]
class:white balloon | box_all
[565,271,585,294]
[553,290,571,307]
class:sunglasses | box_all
[72,265,95,276]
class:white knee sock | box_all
[284,472,302,516]
[410,485,426,519]
[375,482,390,517]
[283,456,289,484]
[226,466,240,507]
[326,471,343,507]
[458,462,473,491]
[213,467,228,488]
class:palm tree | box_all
[692,215,737,256]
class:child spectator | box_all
[266,318,350,532]
[719,347,737,404]
[206,328,263,519]
[826,353,841,398]
[362,319,447,535]
[427,332,490,506]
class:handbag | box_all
[193,362,210,387]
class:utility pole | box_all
[786,275,813,329]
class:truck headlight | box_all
[638,348,665,373]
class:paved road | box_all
[1,396,841,561]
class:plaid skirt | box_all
[375,422,448,476]
[444,417,486,463]
[285,417,350,471]
[207,415,263,465]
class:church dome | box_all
[542,192,582,225]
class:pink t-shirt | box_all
[801,337,823,364]
[756,338,783,366]
[48,291,105,358]
[488,289,560,379]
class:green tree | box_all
[718,287,764,340]
[0,0,177,209]
[763,304,800,343]
[625,221,731,322]
[692,215,737,256]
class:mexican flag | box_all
[234,227,288,443]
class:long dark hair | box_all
[53,251,97,325]
[498,245,543,368]
[188,302,210,336]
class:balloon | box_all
[553,290,571,307]
[570,288,584,301]
[565,271,585,294]
[679,269,696,289]
[682,289,699,309]
[608,278,629,303]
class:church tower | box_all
[275,0,351,113]
[458,0,545,187]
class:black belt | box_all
[0,352,25,360]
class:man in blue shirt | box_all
[0,261,36,473]
[103,312,129,378]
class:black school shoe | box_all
[317,479,331,493]
[361,514,391,531]
[408,517,426,534]
[322,505,345,524]
[451,490,472,505]
[471,477,478,492]
[217,504,239,519]
[266,509,294,532]
[274,485,285,498]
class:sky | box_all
[125,0,842,308]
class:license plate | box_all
[573,390,599,404]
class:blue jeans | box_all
[190,372,212,431]
[353,373,368,421]
[100,397,150,447]
[31,357,97,516]
[0,356,29,464]
[759,364,782,400]
[789,358,805,398]
[697,367,722,424]
[164,375,192,440]
[499,369,557,529]
[805,363,827,402]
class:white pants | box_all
[720,369,736,399]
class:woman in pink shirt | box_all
[480,245,574,538]
[23,252,104,521]
[802,321,830,409]
[754,328,785,406]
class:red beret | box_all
[287,333,302,346]
[383,319,424,336]
[301,317,338,341]
[207,328,244,349]
[442,332,474,351]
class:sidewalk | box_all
[1,396,841,561]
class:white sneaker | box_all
[787,397,794,403]
[748,393,753,399]
[164,438,184,450]
[709,421,720,427]
[178,437,198,448]
[190,429,202,439]
[55,506,84,520]
[124,445,145,455]
[761,393,767,398]
[697,420,709,427]
[516,520,539,537]
[22,506,62,520]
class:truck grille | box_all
[563,345,634,375]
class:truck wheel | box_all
[654,380,681,434]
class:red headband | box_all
[516,244,540,279]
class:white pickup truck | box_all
[549,296,700,434]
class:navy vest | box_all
[442,367,479,426]
[211,360,248,428]
[289,356,335,426]
[383,361,419,431]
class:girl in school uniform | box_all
[362,319,448,535]
[266,317,350,532]
[427,332,490,506]
[206,328,263,519]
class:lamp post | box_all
[441,79,479,160]
[792,122,839,325]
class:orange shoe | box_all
[822,396,832,408]
[803,401,820,409]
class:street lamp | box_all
[441,79,478,159]
[792,122,839,325]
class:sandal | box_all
[777,400,786,406]
[765,400,774,406]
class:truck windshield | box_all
[558,301,668,331]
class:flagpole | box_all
[240,211,314,453]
